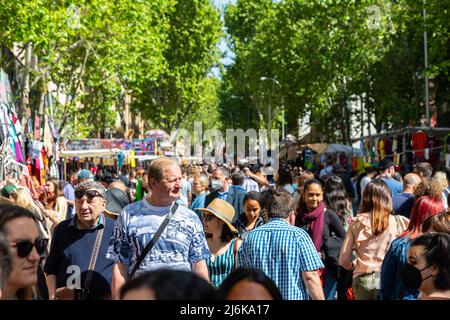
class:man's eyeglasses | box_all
[11,238,48,258]
[202,213,216,222]
[162,177,183,184]
[75,189,103,201]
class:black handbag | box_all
[321,235,343,277]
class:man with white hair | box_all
[44,181,115,300]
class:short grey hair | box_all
[261,188,296,219]
[148,157,179,182]
[75,181,106,198]
[214,166,230,178]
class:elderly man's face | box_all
[150,164,182,203]
[75,189,106,227]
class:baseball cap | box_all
[1,184,17,198]
[75,181,106,198]
[77,169,94,181]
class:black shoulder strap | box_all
[129,202,179,279]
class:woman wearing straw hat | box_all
[199,198,242,288]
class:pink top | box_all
[341,213,409,277]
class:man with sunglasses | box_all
[106,157,210,299]
[44,181,115,300]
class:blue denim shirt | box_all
[380,236,420,300]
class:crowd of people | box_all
[0,155,449,300]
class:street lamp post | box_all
[423,0,430,127]
[260,77,285,139]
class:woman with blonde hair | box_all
[10,188,50,241]
[339,179,409,300]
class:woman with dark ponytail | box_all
[403,233,450,300]
[324,175,353,230]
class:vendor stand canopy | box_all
[144,130,170,140]
[59,148,121,158]
[305,143,363,156]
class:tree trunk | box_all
[19,43,32,132]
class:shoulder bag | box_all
[74,226,105,300]
[128,202,179,279]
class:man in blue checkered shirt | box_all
[237,188,325,300]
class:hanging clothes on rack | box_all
[43,119,53,157]
[385,137,393,161]
[412,130,427,162]
[392,136,399,166]
[426,132,440,168]
[378,138,386,160]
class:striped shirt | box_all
[206,238,237,287]
[237,218,323,300]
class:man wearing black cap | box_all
[378,158,403,197]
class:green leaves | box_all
[0,0,223,137]
[222,0,450,139]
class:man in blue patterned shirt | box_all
[106,157,210,299]
[237,188,325,300]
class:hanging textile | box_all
[427,133,440,168]
[360,139,366,159]
[373,137,380,160]
[34,115,41,141]
[385,137,393,161]
[130,150,136,168]
[392,137,399,166]
[364,139,371,162]
[118,151,124,167]
[378,138,385,160]
[412,130,427,160]
[43,116,53,157]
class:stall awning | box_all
[134,155,159,161]
[305,143,363,156]
[60,148,121,158]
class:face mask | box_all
[292,183,298,191]
[401,263,433,290]
[211,179,223,191]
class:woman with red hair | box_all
[380,195,445,300]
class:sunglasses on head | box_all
[202,213,216,222]
[75,189,102,201]
[11,238,48,258]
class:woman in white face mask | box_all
[402,232,450,300]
